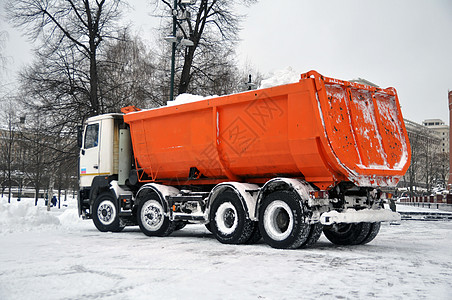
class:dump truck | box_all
[78,70,410,249]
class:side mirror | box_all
[77,125,83,148]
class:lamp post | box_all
[169,0,178,102]
[166,0,196,104]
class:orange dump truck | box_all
[78,71,410,249]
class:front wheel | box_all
[137,197,175,237]
[92,192,124,232]
[258,191,311,249]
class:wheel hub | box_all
[141,200,165,231]
[223,209,236,229]
[263,200,294,241]
[275,210,290,232]
[145,206,162,226]
[215,202,238,235]
[97,201,116,225]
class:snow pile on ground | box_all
[58,207,86,228]
[259,67,301,89]
[0,198,60,234]
[0,196,87,234]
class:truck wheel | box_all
[204,223,212,233]
[174,221,187,231]
[137,198,175,237]
[92,192,124,232]
[323,222,371,245]
[359,222,381,245]
[302,223,323,248]
[245,221,262,244]
[209,190,254,244]
[258,191,311,249]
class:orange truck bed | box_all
[123,71,410,190]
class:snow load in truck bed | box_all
[123,70,410,190]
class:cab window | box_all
[84,123,99,149]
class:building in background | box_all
[422,119,449,153]
[449,91,452,186]
[400,118,449,194]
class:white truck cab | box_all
[78,113,134,220]
[79,114,123,188]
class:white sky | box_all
[2,0,452,125]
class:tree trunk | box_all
[90,51,99,114]
[178,47,196,95]
[34,185,40,206]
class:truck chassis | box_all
[79,176,399,249]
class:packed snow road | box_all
[0,199,451,299]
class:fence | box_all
[398,194,452,211]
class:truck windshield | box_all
[84,123,99,149]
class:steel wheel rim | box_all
[263,200,294,241]
[215,202,238,235]
[97,200,116,226]
[141,200,165,231]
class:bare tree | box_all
[402,120,442,196]
[7,0,125,116]
[154,0,257,98]
[6,1,128,191]
[18,110,55,205]
[0,99,19,203]
[99,30,164,109]
[0,97,22,203]
[430,152,449,188]
[0,30,8,75]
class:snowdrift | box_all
[0,197,84,234]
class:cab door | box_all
[79,122,101,188]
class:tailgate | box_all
[303,71,411,186]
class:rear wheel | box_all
[137,197,175,237]
[245,221,262,244]
[92,192,124,233]
[258,191,311,249]
[303,223,323,248]
[174,221,187,231]
[323,222,372,245]
[209,190,254,244]
[360,222,381,245]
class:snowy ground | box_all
[1,197,451,300]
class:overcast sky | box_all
[2,0,452,125]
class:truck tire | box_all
[323,222,372,245]
[359,222,381,245]
[245,221,262,244]
[209,190,254,244]
[174,221,187,231]
[92,192,124,233]
[303,223,323,248]
[137,198,175,237]
[258,191,311,249]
